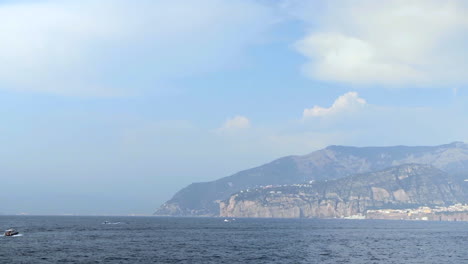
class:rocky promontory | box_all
[219,164,466,218]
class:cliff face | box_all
[220,164,467,218]
[156,142,468,216]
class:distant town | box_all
[362,204,468,222]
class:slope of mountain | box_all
[220,164,467,218]
[155,142,468,216]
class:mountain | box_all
[220,164,467,218]
[155,142,468,216]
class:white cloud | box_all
[0,0,274,96]
[290,0,468,86]
[219,116,251,131]
[303,92,367,118]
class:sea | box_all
[0,216,466,264]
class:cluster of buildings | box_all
[366,204,468,221]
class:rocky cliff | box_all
[155,142,468,216]
[220,164,467,218]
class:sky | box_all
[2,0,468,215]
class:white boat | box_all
[4,229,19,237]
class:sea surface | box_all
[0,216,467,263]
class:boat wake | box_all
[2,234,22,237]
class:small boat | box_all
[223,219,230,222]
[4,229,19,237]
[102,221,121,225]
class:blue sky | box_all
[1,0,468,215]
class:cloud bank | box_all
[291,0,468,86]
[0,0,274,96]
[4,0,467,96]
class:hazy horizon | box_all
[2,0,468,215]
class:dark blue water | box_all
[0,216,466,263]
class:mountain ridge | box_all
[155,142,468,216]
